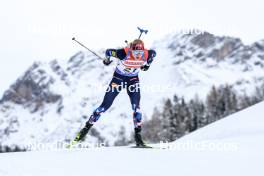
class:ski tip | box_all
[66,140,78,149]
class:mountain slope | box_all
[1,32,264,147]
[0,101,264,176]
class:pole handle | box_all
[137,27,148,39]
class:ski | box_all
[130,145,154,149]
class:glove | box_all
[141,64,150,71]
[147,50,156,65]
[103,58,113,66]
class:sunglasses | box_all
[132,50,144,56]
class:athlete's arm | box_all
[147,50,156,65]
[105,49,127,60]
[103,49,126,66]
[141,50,156,71]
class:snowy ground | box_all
[0,101,264,176]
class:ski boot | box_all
[134,127,151,148]
[67,121,93,148]
[75,122,93,142]
[67,108,103,148]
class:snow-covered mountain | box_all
[1,32,264,148]
[153,32,264,98]
[1,100,263,176]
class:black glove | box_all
[103,58,113,66]
[141,64,150,71]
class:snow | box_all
[1,101,264,176]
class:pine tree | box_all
[142,107,163,143]
[221,84,238,116]
[189,95,206,130]
[161,99,174,141]
[206,86,220,122]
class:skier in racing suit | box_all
[73,39,156,147]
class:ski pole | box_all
[137,27,148,39]
[124,27,149,46]
[125,40,129,47]
[72,37,104,60]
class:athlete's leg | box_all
[72,75,124,143]
[88,75,124,124]
[126,76,141,127]
[126,76,147,146]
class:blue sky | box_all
[0,0,264,96]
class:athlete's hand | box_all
[103,58,113,66]
[141,64,150,71]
